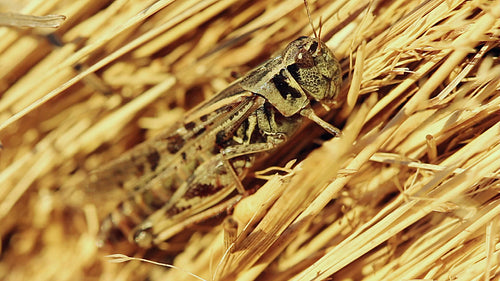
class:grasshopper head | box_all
[240,36,342,134]
[283,36,341,105]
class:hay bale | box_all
[1,0,499,280]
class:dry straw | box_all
[1,0,499,280]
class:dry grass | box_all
[1,0,500,280]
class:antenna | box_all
[303,0,318,39]
[318,16,323,41]
[303,0,322,47]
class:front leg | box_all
[221,133,286,158]
[221,103,298,159]
[220,133,287,194]
[220,103,301,193]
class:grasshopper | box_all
[90,8,342,249]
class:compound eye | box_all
[309,41,319,53]
[295,48,315,68]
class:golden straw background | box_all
[1,0,500,280]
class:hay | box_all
[1,0,500,280]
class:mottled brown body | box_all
[90,36,341,248]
